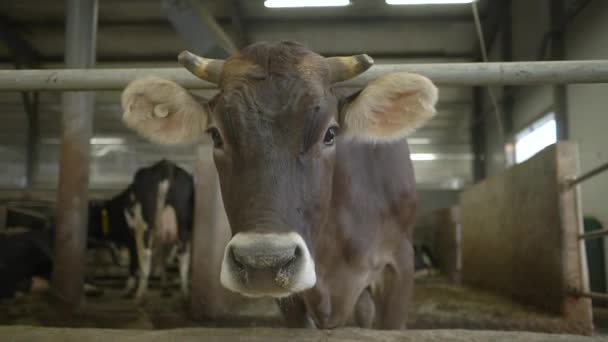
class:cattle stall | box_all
[2,1,608,341]
[1,60,608,340]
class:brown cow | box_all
[121,41,437,329]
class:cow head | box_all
[121,41,437,298]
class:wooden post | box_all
[189,145,234,319]
[51,0,97,308]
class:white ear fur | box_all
[121,76,208,145]
[341,72,438,142]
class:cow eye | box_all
[323,126,338,146]
[207,127,223,149]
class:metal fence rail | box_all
[1,60,608,91]
[579,228,608,240]
[568,161,608,188]
[571,161,608,241]
[570,161,608,302]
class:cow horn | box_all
[178,50,225,84]
[326,54,374,83]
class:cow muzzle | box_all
[220,232,316,298]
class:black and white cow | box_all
[88,188,138,292]
[89,159,195,300]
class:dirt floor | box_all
[412,277,589,333]
[0,276,600,335]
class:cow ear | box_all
[340,72,438,142]
[121,76,209,145]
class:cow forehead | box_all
[221,41,329,86]
[220,76,325,113]
[214,81,333,150]
[209,42,337,149]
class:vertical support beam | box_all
[190,145,234,319]
[51,0,97,308]
[228,0,249,48]
[551,0,569,140]
[471,87,486,182]
[21,91,39,188]
[501,0,514,138]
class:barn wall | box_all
[461,142,592,334]
[482,0,608,227]
[565,0,608,232]
[416,189,461,218]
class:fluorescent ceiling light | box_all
[265,0,350,8]
[410,153,473,161]
[93,145,129,157]
[42,137,126,145]
[91,137,125,145]
[410,153,437,161]
[408,138,432,145]
[386,0,475,5]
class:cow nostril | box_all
[231,247,298,269]
[230,248,245,269]
[278,247,299,270]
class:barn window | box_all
[513,113,557,164]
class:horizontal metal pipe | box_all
[567,161,608,188]
[579,228,608,240]
[571,290,608,301]
[1,60,608,91]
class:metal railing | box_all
[568,160,608,301]
[1,60,608,91]
[573,161,608,242]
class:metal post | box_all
[551,0,569,140]
[21,92,39,188]
[51,0,97,308]
[501,0,514,138]
[471,87,486,182]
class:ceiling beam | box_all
[228,0,248,48]
[162,0,238,58]
[472,0,511,58]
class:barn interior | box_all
[1,0,608,341]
